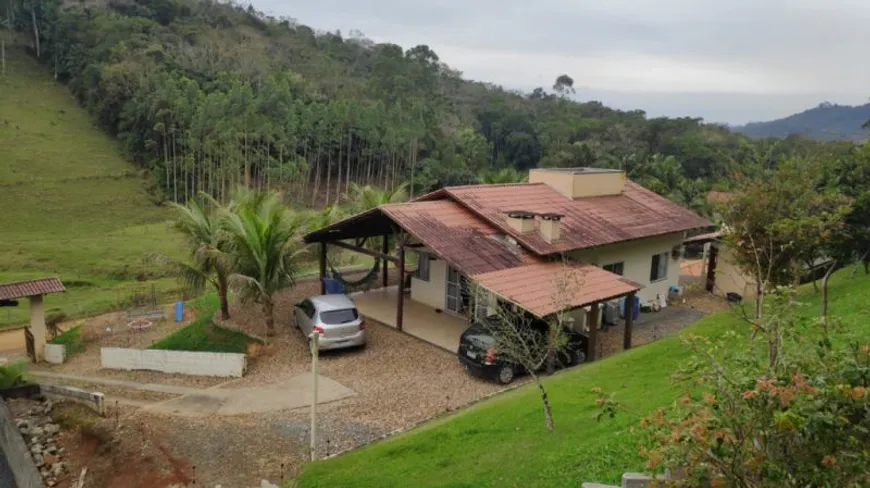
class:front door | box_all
[446,266,469,314]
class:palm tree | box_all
[305,205,345,233]
[346,181,409,213]
[221,189,305,336]
[478,167,527,184]
[152,196,232,319]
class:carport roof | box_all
[0,277,66,301]
[472,262,641,318]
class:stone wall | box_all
[101,347,246,377]
[0,398,45,488]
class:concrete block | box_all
[622,472,658,488]
[43,344,66,364]
[582,483,620,488]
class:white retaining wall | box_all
[101,348,246,378]
[39,384,105,416]
[43,344,66,364]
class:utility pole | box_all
[309,331,320,462]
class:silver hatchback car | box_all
[293,295,367,351]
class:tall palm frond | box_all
[151,194,232,319]
[221,189,306,335]
[347,182,409,213]
[478,167,527,184]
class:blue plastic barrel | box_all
[624,296,640,320]
[175,301,184,322]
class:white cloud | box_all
[257,0,870,123]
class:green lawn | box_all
[296,270,870,488]
[0,49,183,327]
[149,295,255,354]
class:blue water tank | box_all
[623,296,640,321]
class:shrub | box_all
[50,325,85,356]
[601,291,870,487]
[0,359,28,389]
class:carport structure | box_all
[304,200,640,358]
[0,277,66,361]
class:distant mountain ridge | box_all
[734,102,870,142]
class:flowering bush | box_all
[596,291,870,487]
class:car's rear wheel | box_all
[496,365,515,385]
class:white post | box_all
[309,331,319,462]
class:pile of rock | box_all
[14,399,67,487]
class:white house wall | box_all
[410,257,447,310]
[569,232,684,305]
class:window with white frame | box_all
[649,252,669,282]
[602,262,624,276]
[415,252,430,281]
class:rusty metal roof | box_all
[382,200,538,275]
[0,278,65,301]
[472,262,641,318]
[431,181,711,255]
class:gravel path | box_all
[599,304,708,358]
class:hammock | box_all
[324,236,384,293]
[327,259,381,290]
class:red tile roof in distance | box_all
[434,181,711,255]
[0,278,66,301]
[382,200,538,275]
[472,262,641,318]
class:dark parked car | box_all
[457,317,588,384]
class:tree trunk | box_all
[1,40,6,77]
[264,298,275,336]
[754,280,763,320]
[821,260,838,330]
[545,325,556,375]
[532,375,554,432]
[31,6,40,59]
[217,274,230,320]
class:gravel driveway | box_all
[138,319,505,487]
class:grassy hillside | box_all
[296,270,870,487]
[0,49,183,327]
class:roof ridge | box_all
[0,277,61,286]
[445,182,543,191]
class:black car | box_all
[457,317,588,384]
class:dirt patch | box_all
[50,402,194,488]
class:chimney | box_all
[538,213,563,243]
[528,168,625,199]
[505,210,536,234]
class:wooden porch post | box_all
[586,302,599,362]
[319,242,327,295]
[705,244,719,293]
[396,234,406,331]
[381,234,389,288]
[623,292,636,350]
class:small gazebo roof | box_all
[0,278,66,301]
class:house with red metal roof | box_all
[304,168,712,358]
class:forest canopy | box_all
[0,0,857,210]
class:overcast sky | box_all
[256,0,870,124]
